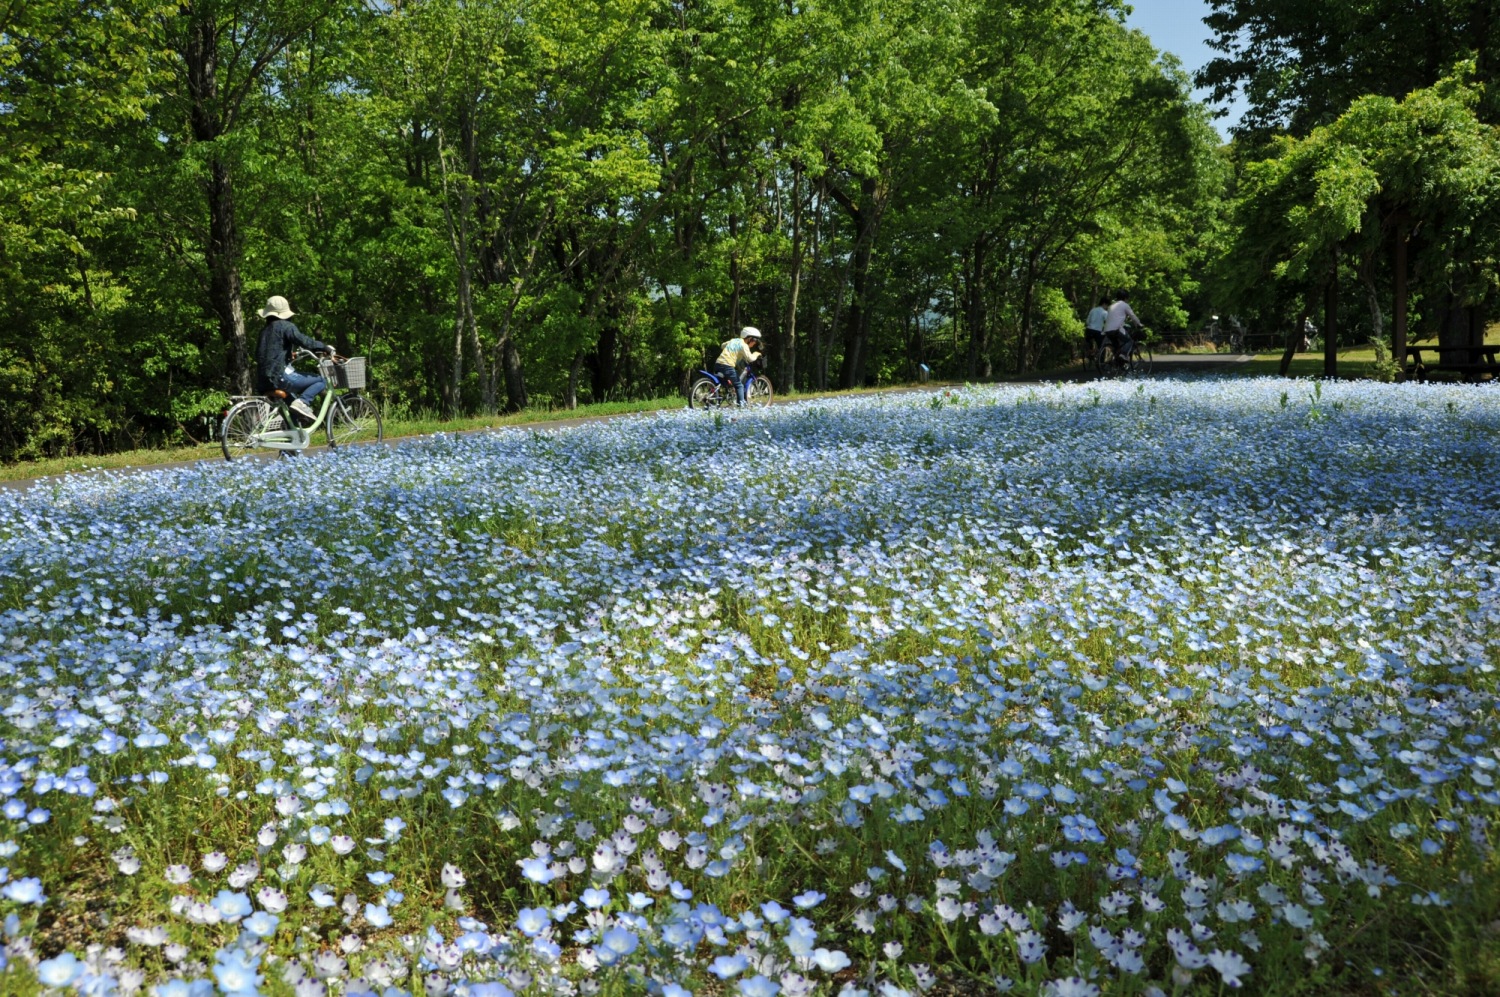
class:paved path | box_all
[0,357,1256,494]
[1056,351,1254,381]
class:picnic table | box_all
[1404,344,1500,381]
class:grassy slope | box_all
[0,383,943,484]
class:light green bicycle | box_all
[221,350,383,461]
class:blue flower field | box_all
[0,379,1497,996]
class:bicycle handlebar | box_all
[293,347,343,362]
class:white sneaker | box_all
[290,399,317,423]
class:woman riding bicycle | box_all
[255,295,333,423]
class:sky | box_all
[1122,0,1248,136]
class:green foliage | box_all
[1213,70,1500,341]
[0,0,1225,461]
[1368,336,1402,383]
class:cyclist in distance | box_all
[713,326,763,407]
[255,295,333,423]
[1103,292,1143,366]
[1084,295,1109,359]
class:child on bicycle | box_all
[712,327,763,406]
[1084,296,1109,358]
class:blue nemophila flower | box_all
[710,954,748,978]
[3,381,1500,990]
[596,927,638,964]
[0,876,44,904]
[365,903,393,928]
[212,947,262,995]
[36,952,84,987]
[1208,949,1252,987]
[792,890,825,909]
[739,975,780,997]
[518,857,555,883]
[760,900,790,923]
[1016,930,1048,963]
[211,890,252,922]
[243,910,279,938]
[1226,853,1264,876]
[516,907,551,937]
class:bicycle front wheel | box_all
[327,394,383,449]
[222,400,278,462]
[746,375,774,407]
[688,377,718,409]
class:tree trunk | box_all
[838,178,880,388]
[825,175,884,389]
[1324,247,1339,378]
[807,183,826,392]
[1280,307,1307,376]
[206,158,249,394]
[565,352,584,410]
[1016,256,1038,375]
[825,252,851,392]
[501,333,527,412]
[451,263,468,418]
[591,322,618,400]
[1359,266,1384,343]
[784,164,803,394]
[728,212,741,333]
[1393,219,1408,381]
[183,11,250,394]
[963,245,988,379]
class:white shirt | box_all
[1104,301,1139,333]
[1085,306,1108,332]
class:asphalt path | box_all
[0,354,1256,494]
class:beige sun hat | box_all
[258,295,295,320]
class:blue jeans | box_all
[281,371,326,406]
[712,363,746,404]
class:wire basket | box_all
[319,356,368,390]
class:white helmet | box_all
[740,326,761,341]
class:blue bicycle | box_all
[687,361,773,409]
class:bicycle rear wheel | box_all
[746,375,773,407]
[222,400,279,462]
[688,377,719,409]
[1130,346,1153,376]
[1089,347,1107,376]
[327,394,383,448]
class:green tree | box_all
[1199,0,1500,136]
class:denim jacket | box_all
[255,319,327,394]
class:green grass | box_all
[1238,344,1382,378]
[0,395,684,483]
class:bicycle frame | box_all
[693,368,736,405]
[246,389,338,451]
[695,362,762,404]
